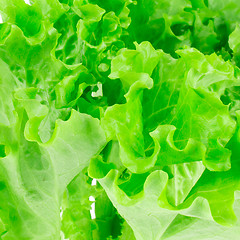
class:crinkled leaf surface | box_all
[1,0,240,239]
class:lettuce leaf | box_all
[1,0,240,239]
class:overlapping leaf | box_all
[1,0,240,239]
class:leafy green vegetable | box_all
[1,0,240,239]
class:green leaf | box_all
[0,78,106,239]
[61,170,96,240]
[229,24,240,66]
[127,0,193,55]
[2,0,240,239]
[89,162,177,240]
